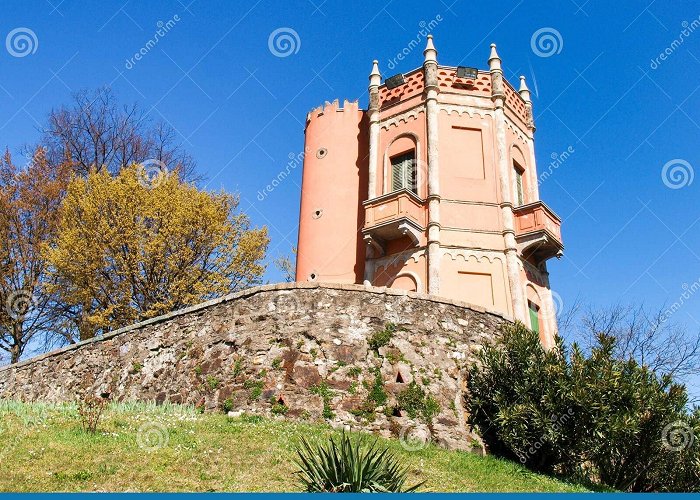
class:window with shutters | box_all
[390,152,416,194]
[528,300,540,334]
[514,162,525,206]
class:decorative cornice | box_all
[438,104,495,119]
[441,247,506,264]
[379,107,425,130]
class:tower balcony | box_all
[513,201,563,262]
[362,189,426,257]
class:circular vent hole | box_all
[312,209,323,219]
[309,272,317,281]
[316,148,328,159]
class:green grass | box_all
[0,400,590,492]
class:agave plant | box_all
[294,430,424,492]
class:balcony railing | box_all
[513,201,563,262]
[362,189,426,256]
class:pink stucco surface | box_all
[296,46,562,347]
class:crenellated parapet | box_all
[305,99,362,124]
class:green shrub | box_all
[310,382,335,420]
[351,370,388,422]
[396,382,440,423]
[232,359,244,378]
[368,323,397,352]
[244,379,264,401]
[294,431,423,492]
[467,322,700,492]
[221,398,235,413]
[270,399,288,416]
[205,375,220,391]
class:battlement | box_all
[306,99,361,123]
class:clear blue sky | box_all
[2,1,699,388]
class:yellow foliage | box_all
[45,165,268,339]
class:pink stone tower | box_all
[296,37,563,347]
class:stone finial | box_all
[369,59,381,88]
[423,35,437,64]
[488,43,501,71]
[519,75,531,102]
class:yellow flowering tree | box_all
[46,165,268,340]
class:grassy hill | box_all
[0,400,590,492]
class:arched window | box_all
[513,160,525,206]
[528,300,540,334]
[391,151,417,194]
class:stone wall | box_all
[0,283,508,450]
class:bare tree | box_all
[563,303,700,382]
[274,247,297,283]
[37,87,197,180]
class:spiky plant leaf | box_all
[294,430,424,492]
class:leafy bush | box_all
[368,323,397,352]
[396,382,440,423]
[310,382,335,420]
[467,322,700,492]
[294,431,423,492]
[467,323,575,474]
[221,398,235,413]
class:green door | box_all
[528,302,540,334]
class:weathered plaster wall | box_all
[0,283,508,451]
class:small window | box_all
[528,301,540,334]
[514,162,525,206]
[391,152,416,194]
